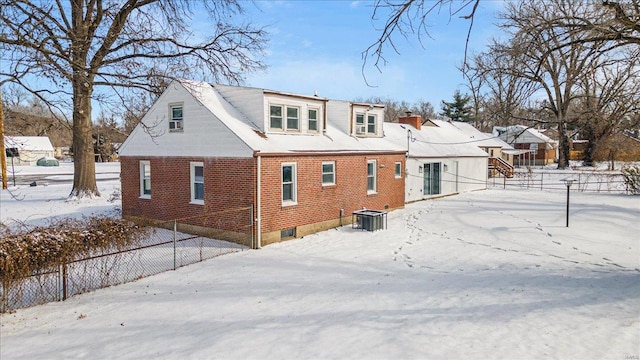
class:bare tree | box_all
[363,0,479,81]
[548,0,640,51]
[464,45,540,130]
[0,0,266,198]
[488,0,615,169]
[574,48,640,168]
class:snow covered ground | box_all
[0,163,639,359]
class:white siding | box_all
[118,82,253,158]
[263,93,326,134]
[405,157,487,202]
[326,100,350,134]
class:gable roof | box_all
[119,80,406,158]
[493,125,554,144]
[384,120,488,158]
[4,136,54,152]
[449,121,515,150]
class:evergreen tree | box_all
[440,90,474,123]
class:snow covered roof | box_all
[493,125,554,145]
[4,136,54,152]
[178,80,405,154]
[384,120,488,158]
[449,121,515,150]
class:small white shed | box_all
[4,136,55,165]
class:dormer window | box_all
[270,104,300,132]
[308,108,319,132]
[367,114,377,134]
[287,107,299,130]
[355,113,377,136]
[356,114,365,135]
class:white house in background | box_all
[4,136,55,165]
[449,121,518,178]
[384,114,489,203]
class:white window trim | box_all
[190,162,204,205]
[282,162,297,206]
[367,160,377,194]
[269,104,301,132]
[367,114,377,135]
[395,162,402,179]
[308,107,320,133]
[169,103,184,132]
[322,161,336,186]
[355,112,378,136]
[355,113,366,135]
[139,160,151,199]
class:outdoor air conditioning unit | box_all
[356,125,366,135]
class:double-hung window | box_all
[139,161,151,198]
[282,163,297,205]
[270,105,283,129]
[367,114,376,134]
[190,162,204,204]
[367,160,377,194]
[322,161,335,186]
[355,114,365,134]
[356,113,377,135]
[169,105,183,131]
[308,108,319,132]
[287,107,299,130]
[270,105,300,132]
[395,162,402,179]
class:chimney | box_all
[398,111,422,130]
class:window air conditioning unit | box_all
[356,125,366,134]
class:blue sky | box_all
[241,0,504,109]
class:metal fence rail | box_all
[489,170,629,194]
[1,207,252,313]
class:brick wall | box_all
[259,153,405,238]
[121,153,405,246]
[120,156,255,227]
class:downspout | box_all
[255,152,262,249]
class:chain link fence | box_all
[1,206,253,313]
[489,169,629,194]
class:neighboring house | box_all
[4,136,55,166]
[118,80,406,247]
[384,114,489,203]
[493,125,556,166]
[449,121,517,178]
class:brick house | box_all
[118,80,406,247]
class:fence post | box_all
[1,280,7,313]
[173,220,177,270]
[250,204,254,250]
[62,263,67,301]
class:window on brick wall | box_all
[322,161,335,186]
[395,162,402,179]
[190,162,204,204]
[367,160,377,194]
[282,163,297,205]
[139,161,151,198]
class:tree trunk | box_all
[582,123,596,167]
[70,81,99,198]
[557,120,570,169]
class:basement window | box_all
[281,227,296,239]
